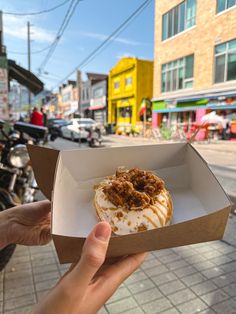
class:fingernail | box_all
[95,222,111,241]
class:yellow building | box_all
[108,57,153,131]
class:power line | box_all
[51,0,152,90]
[3,0,71,16]
[38,0,80,74]
[8,43,53,55]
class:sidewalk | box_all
[1,215,236,314]
[1,139,236,314]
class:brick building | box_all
[152,0,236,137]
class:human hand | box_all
[32,221,147,314]
[0,200,51,249]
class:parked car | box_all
[60,118,97,141]
[48,118,68,140]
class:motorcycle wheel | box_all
[0,192,17,271]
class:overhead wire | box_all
[51,0,152,90]
[8,43,54,55]
[3,0,71,16]
[38,0,80,74]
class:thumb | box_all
[66,222,111,289]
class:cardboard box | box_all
[28,142,231,263]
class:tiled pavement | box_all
[0,215,236,314]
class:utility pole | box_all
[27,21,31,108]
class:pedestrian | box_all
[41,106,48,127]
[31,107,43,126]
[0,201,147,313]
[221,114,230,140]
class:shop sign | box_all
[0,60,9,119]
[166,99,177,109]
[90,96,106,108]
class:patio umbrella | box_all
[201,111,224,126]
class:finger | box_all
[65,222,111,290]
[92,252,147,304]
[39,224,52,245]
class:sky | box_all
[1,0,154,91]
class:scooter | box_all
[86,126,102,148]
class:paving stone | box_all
[4,293,36,311]
[181,273,206,287]
[223,282,236,297]
[32,257,56,268]
[209,255,232,266]
[212,298,236,314]
[151,272,177,286]
[127,279,155,294]
[160,308,179,314]
[152,249,174,258]
[183,254,206,264]
[177,298,208,314]
[201,267,224,279]
[106,297,137,314]
[5,262,31,273]
[30,252,54,260]
[174,265,197,278]
[36,290,50,301]
[197,309,216,314]
[4,305,32,314]
[0,292,2,302]
[220,261,236,273]
[193,260,215,272]
[97,306,108,314]
[166,259,189,271]
[159,279,185,295]
[133,287,163,305]
[4,284,34,300]
[33,264,59,275]
[200,289,229,306]
[212,271,236,287]
[202,250,224,260]
[7,255,30,266]
[125,271,147,285]
[217,245,236,255]
[4,269,32,281]
[5,277,33,290]
[141,297,172,314]
[34,270,60,283]
[122,307,144,314]
[0,301,2,314]
[106,286,130,304]
[191,280,218,296]
[141,258,162,270]
[144,264,169,277]
[193,245,215,254]
[227,251,236,260]
[167,288,196,306]
[35,278,58,292]
[158,253,181,264]
[144,253,156,261]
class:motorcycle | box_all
[86,126,103,148]
[0,120,47,270]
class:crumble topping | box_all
[102,168,164,211]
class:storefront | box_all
[152,93,236,140]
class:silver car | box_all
[60,118,97,141]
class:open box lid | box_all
[28,143,232,263]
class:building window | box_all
[217,0,236,13]
[214,38,236,83]
[94,87,103,98]
[114,81,120,89]
[118,106,132,118]
[162,0,196,41]
[161,54,194,93]
[125,77,132,86]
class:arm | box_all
[32,222,147,314]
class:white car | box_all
[61,118,97,141]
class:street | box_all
[1,137,236,314]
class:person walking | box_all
[31,107,43,126]
[41,106,48,127]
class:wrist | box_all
[0,210,11,249]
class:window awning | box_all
[8,59,44,95]
[153,104,236,113]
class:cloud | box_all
[3,15,55,43]
[79,31,143,46]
